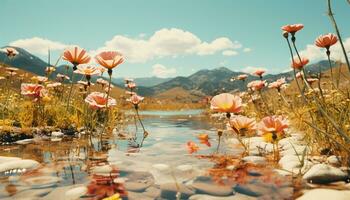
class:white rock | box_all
[91,165,113,174]
[0,159,39,173]
[189,193,255,200]
[51,131,64,137]
[114,177,128,184]
[281,145,309,156]
[15,139,34,145]
[50,138,62,142]
[152,163,169,171]
[303,164,348,184]
[297,189,350,200]
[177,165,193,172]
[23,176,62,188]
[327,155,341,166]
[65,186,87,200]
[0,156,21,162]
[242,156,266,165]
[226,165,235,170]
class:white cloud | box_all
[242,66,268,74]
[95,28,243,63]
[243,48,252,52]
[222,50,238,56]
[299,37,350,63]
[152,64,177,78]
[9,37,67,55]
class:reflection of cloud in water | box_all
[109,111,222,184]
[108,142,214,184]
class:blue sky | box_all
[1,0,349,78]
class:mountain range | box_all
[0,46,339,98]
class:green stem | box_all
[66,65,76,111]
[327,0,350,73]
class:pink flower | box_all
[268,78,286,90]
[85,92,117,109]
[124,78,134,83]
[6,67,18,72]
[281,24,304,34]
[96,78,109,86]
[229,115,256,136]
[307,78,319,84]
[257,115,288,141]
[95,51,124,70]
[21,83,44,97]
[56,73,70,82]
[126,82,136,89]
[291,57,309,70]
[127,94,144,105]
[210,93,242,113]
[315,33,338,49]
[74,65,100,76]
[62,46,91,65]
[46,82,62,88]
[252,69,265,77]
[31,76,48,83]
[237,74,248,81]
[247,80,266,91]
[0,47,18,58]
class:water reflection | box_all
[0,110,219,199]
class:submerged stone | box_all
[303,164,348,184]
[160,182,195,199]
[0,159,39,173]
[192,176,233,196]
[297,189,350,200]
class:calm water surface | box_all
[0,109,225,199]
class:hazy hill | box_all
[0,46,340,100]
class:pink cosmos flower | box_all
[247,80,266,91]
[62,46,91,66]
[268,78,286,90]
[237,74,248,81]
[127,94,144,105]
[95,51,124,70]
[315,33,338,49]
[126,82,136,89]
[96,78,109,86]
[252,69,265,77]
[281,24,304,34]
[46,82,62,88]
[307,78,319,84]
[21,83,44,97]
[31,76,48,83]
[0,47,18,58]
[6,67,18,72]
[229,115,256,135]
[257,115,289,137]
[291,57,309,70]
[210,93,242,114]
[85,92,117,109]
[74,65,100,76]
